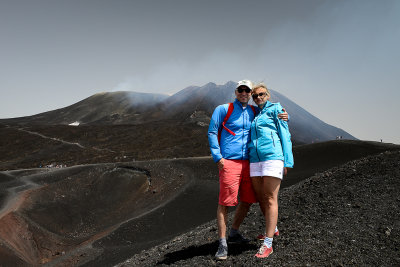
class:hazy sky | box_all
[1,0,399,144]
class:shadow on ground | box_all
[0,140,399,266]
[157,242,258,265]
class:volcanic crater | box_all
[0,138,399,266]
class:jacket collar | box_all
[234,98,248,109]
[260,101,273,112]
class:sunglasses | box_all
[237,87,251,93]
[252,92,267,99]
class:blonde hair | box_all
[252,83,270,97]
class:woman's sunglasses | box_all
[237,87,251,93]
[252,92,267,99]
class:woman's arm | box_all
[275,104,294,168]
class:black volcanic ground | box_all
[0,121,399,266]
[0,122,210,171]
[117,150,400,267]
[0,85,394,266]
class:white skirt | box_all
[250,160,284,179]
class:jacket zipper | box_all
[254,116,261,161]
[271,132,275,147]
[241,108,245,160]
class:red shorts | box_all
[218,159,257,206]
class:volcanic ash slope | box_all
[116,150,400,266]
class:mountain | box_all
[1,91,168,125]
[0,82,356,144]
[152,81,355,143]
[267,89,355,143]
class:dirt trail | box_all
[13,126,118,153]
[5,125,118,153]
[14,127,85,148]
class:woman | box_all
[248,83,294,258]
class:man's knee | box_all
[217,204,229,213]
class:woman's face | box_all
[252,87,270,106]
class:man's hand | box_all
[217,158,225,170]
[284,167,287,176]
[278,108,289,121]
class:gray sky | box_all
[1,0,399,144]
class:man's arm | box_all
[208,105,226,163]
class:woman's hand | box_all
[284,167,288,176]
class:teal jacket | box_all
[248,101,294,167]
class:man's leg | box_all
[228,160,255,242]
[216,159,238,260]
[227,201,252,244]
[231,201,251,230]
[217,204,229,238]
[216,204,229,260]
[231,159,255,231]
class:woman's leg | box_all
[252,176,281,237]
[251,176,265,214]
[261,176,281,237]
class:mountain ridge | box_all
[0,81,356,144]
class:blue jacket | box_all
[208,99,257,163]
[248,101,294,168]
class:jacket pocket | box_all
[271,132,275,147]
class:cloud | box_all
[110,48,257,95]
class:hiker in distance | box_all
[249,83,294,258]
[208,80,289,260]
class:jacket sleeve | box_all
[208,105,227,163]
[275,103,294,168]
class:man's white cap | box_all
[236,80,253,90]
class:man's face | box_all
[235,86,252,104]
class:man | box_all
[208,80,288,260]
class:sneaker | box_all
[255,244,273,258]
[227,233,250,244]
[257,230,280,240]
[215,244,228,260]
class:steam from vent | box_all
[111,80,133,92]
[109,50,251,97]
[110,81,169,107]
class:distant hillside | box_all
[0,81,356,144]
[267,89,355,143]
[0,91,168,125]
